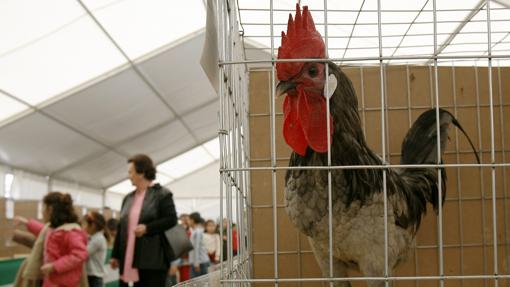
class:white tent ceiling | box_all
[0,0,221,194]
[1,0,509,202]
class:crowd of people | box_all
[167,213,238,286]
[10,154,237,287]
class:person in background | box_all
[110,154,178,287]
[203,220,221,264]
[232,223,238,256]
[179,214,190,228]
[222,218,238,261]
[177,213,191,282]
[15,192,88,287]
[188,212,210,278]
[106,218,119,248]
[82,211,110,287]
[166,215,190,286]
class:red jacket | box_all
[27,219,88,287]
[232,229,238,253]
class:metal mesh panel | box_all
[217,0,510,286]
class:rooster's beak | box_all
[276,81,296,97]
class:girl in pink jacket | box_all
[16,192,88,287]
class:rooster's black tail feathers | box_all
[397,108,479,229]
[400,108,479,166]
[450,116,481,164]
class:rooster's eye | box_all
[308,66,318,77]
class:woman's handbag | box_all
[165,224,193,258]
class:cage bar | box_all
[205,1,510,287]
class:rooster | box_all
[277,5,479,287]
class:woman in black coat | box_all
[110,154,177,287]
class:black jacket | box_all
[112,183,177,274]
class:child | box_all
[203,220,221,264]
[188,212,210,278]
[15,192,88,287]
[105,218,119,248]
[82,211,109,287]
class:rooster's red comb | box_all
[276,4,325,81]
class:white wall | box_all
[52,180,103,208]
[0,165,108,210]
[105,191,124,211]
[0,165,6,197]
[0,160,225,215]
[11,170,48,200]
[174,198,224,222]
[167,161,220,198]
[167,161,223,220]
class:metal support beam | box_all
[426,0,486,64]
[493,0,510,8]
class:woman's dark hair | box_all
[189,212,202,224]
[128,154,156,181]
[43,192,78,228]
[84,211,111,243]
[106,218,119,233]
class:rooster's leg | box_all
[308,237,351,287]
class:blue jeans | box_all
[190,262,210,278]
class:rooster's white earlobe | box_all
[324,74,337,99]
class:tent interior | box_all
[1,0,224,220]
[1,1,510,287]
[1,0,510,261]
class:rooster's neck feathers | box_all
[287,63,385,207]
[327,64,380,167]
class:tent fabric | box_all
[2,0,508,211]
[0,0,218,199]
[0,30,218,192]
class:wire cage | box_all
[213,0,510,287]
